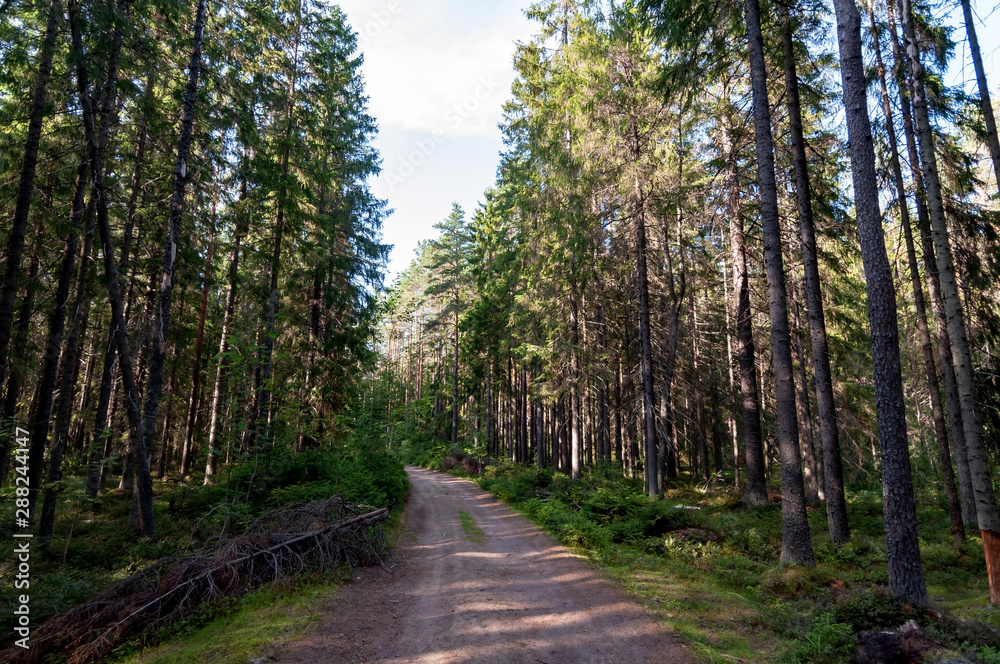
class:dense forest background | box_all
[3,0,1000,659]
[381,0,1000,608]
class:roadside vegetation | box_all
[0,444,407,661]
[407,443,1000,664]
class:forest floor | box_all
[272,465,693,664]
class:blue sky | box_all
[334,0,535,283]
[334,0,1000,284]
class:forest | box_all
[2,0,1000,660]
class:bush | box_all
[783,613,856,664]
[833,588,908,633]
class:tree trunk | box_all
[960,0,1000,191]
[886,0,978,528]
[789,283,821,505]
[180,209,215,477]
[745,0,814,566]
[1,245,39,476]
[0,0,62,395]
[26,157,88,525]
[722,115,767,507]
[780,2,849,542]
[868,3,964,545]
[137,0,206,530]
[833,0,925,603]
[899,0,1000,603]
[204,172,248,483]
[39,194,97,541]
[635,183,659,497]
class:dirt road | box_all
[275,466,693,663]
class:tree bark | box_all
[722,115,767,507]
[744,0,814,566]
[868,3,964,545]
[960,0,1000,192]
[780,1,849,542]
[1,245,39,476]
[204,172,248,483]
[26,157,88,525]
[0,0,62,395]
[899,0,1000,603]
[886,0,978,528]
[136,0,206,534]
[833,0,925,603]
[181,209,215,477]
[635,182,659,497]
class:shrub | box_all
[783,612,856,664]
[833,588,908,633]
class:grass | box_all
[434,458,1000,664]
[0,445,409,660]
[115,579,339,664]
[458,509,485,544]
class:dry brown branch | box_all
[1,499,390,664]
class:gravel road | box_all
[274,465,693,663]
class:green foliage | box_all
[832,588,908,632]
[781,613,856,664]
[454,461,1000,661]
[113,578,338,664]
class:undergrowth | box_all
[0,444,408,648]
[434,457,1000,664]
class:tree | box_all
[831,0,926,603]
[744,0,814,567]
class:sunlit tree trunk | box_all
[833,0,925,602]
[959,0,1000,191]
[780,1,849,542]
[868,3,964,545]
[745,0,814,566]
[899,0,1000,603]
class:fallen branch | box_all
[2,499,390,664]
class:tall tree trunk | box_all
[180,209,215,477]
[40,0,125,537]
[86,69,152,500]
[868,3,964,545]
[26,157,88,525]
[204,173,248,483]
[789,283,821,505]
[67,0,145,534]
[136,0,206,534]
[569,286,582,480]
[635,184,659,497]
[0,0,62,394]
[780,2,850,542]
[745,0,814,566]
[833,0,926,603]
[886,1,977,527]
[722,116,767,507]
[1,245,39,476]
[39,197,96,541]
[959,0,1000,191]
[451,305,459,448]
[899,0,1000,603]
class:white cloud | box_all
[338,0,531,137]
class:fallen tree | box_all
[3,498,390,664]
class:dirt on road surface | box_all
[274,466,694,663]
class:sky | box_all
[333,0,1000,285]
[333,0,535,284]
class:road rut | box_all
[274,465,693,663]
